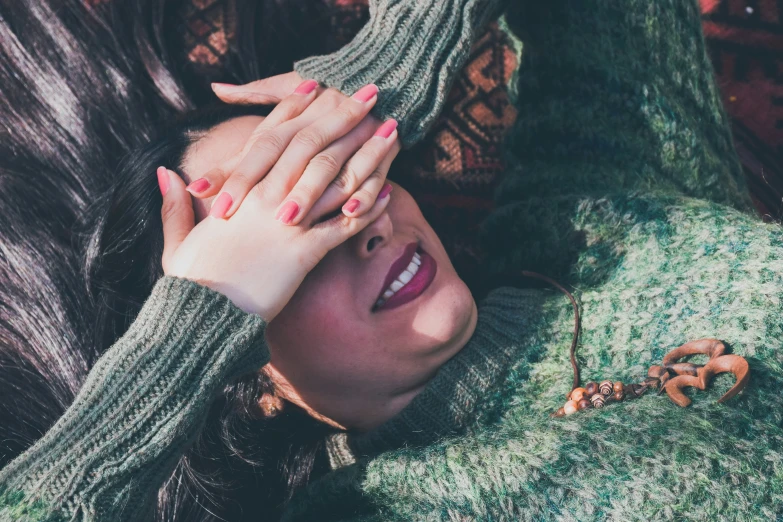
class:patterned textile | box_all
[180,0,236,73]
[700,0,783,221]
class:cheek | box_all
[265,269,372,374]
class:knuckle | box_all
[252,131,286,156]
[309,152,342,174]
[249,181,267,200]
[333,105,356,122]
[226,170,255,190]
[333,213,353,231]
[367,166,386,181]
[293,183,318,203]
[294,129,326,150]
[160,200,178,223]
[331,165,358,191]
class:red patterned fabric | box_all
[700,0,783,220]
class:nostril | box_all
[367,236,382,252]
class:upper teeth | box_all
[376,251,422,308]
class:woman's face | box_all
[182,116,478,431]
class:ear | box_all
[262,364,348,430]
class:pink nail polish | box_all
[210,192,233,219]
[374,119,398,139]
[376,183,393,201]
[276,200,299,224]
[352,84,379,103]
[294,79,318,95]
[156,166,169,197]
[343,199,360,214]
[186,178,210,193]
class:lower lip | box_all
[376,248,438,312]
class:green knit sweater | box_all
[3,0,783,521]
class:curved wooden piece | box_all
[662,338,726,366]
[664,375,701,407]
[664,362,700,376]
[663,354,750,407]
[702,354,750,404]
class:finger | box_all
[311,181,393,253]
[258,79,319,128]
[186,80,319,200]
[211,72,305,105]
[273,117,380,226]
[158,167,195,273]
[264,84,379,206]
[307,120,399,222]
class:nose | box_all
[353,209,393,258]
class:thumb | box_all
[211,72,304,105]
[158,166,195,273]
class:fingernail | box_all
[294,79,318,95]
[376,183,393,201]
[276,200,299,224]
[211,82,238,91]
[156,166,169,197]
[343,199,360,214]
[210,192,233,219]
[186,178,210,193]
[373,119,398,139]
[352,84,378,103]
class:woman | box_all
[2,0,782,521]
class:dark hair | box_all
[0,0,343,520]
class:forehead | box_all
[181,114,265,220]
[182,114,265,182]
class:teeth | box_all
[398,270,413,284]
[375,250,425,310]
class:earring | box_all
[259,392,285,418]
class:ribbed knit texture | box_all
[293,0,505,147]
[0,276,269,521]
[282,0,783,520]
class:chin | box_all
[413,273,477,353]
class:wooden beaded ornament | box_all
[518,272,751,417]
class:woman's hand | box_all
[155,84,398,321]
[199,75,401,223]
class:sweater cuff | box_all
[293,0,506,147]
[0,276,269,521]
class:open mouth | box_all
[372,242,438,313]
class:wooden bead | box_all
[613,390,624,402]
[569,387,587,402]
[613,381,624,393]
[599,380,614,396]
[577,399,592,410]
[564,400,579,415]
[584,382,599,397]
[591,394,606,408]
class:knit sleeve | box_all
[0,276,269,521]
[494,0,752,210]
[293,0,507,147]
